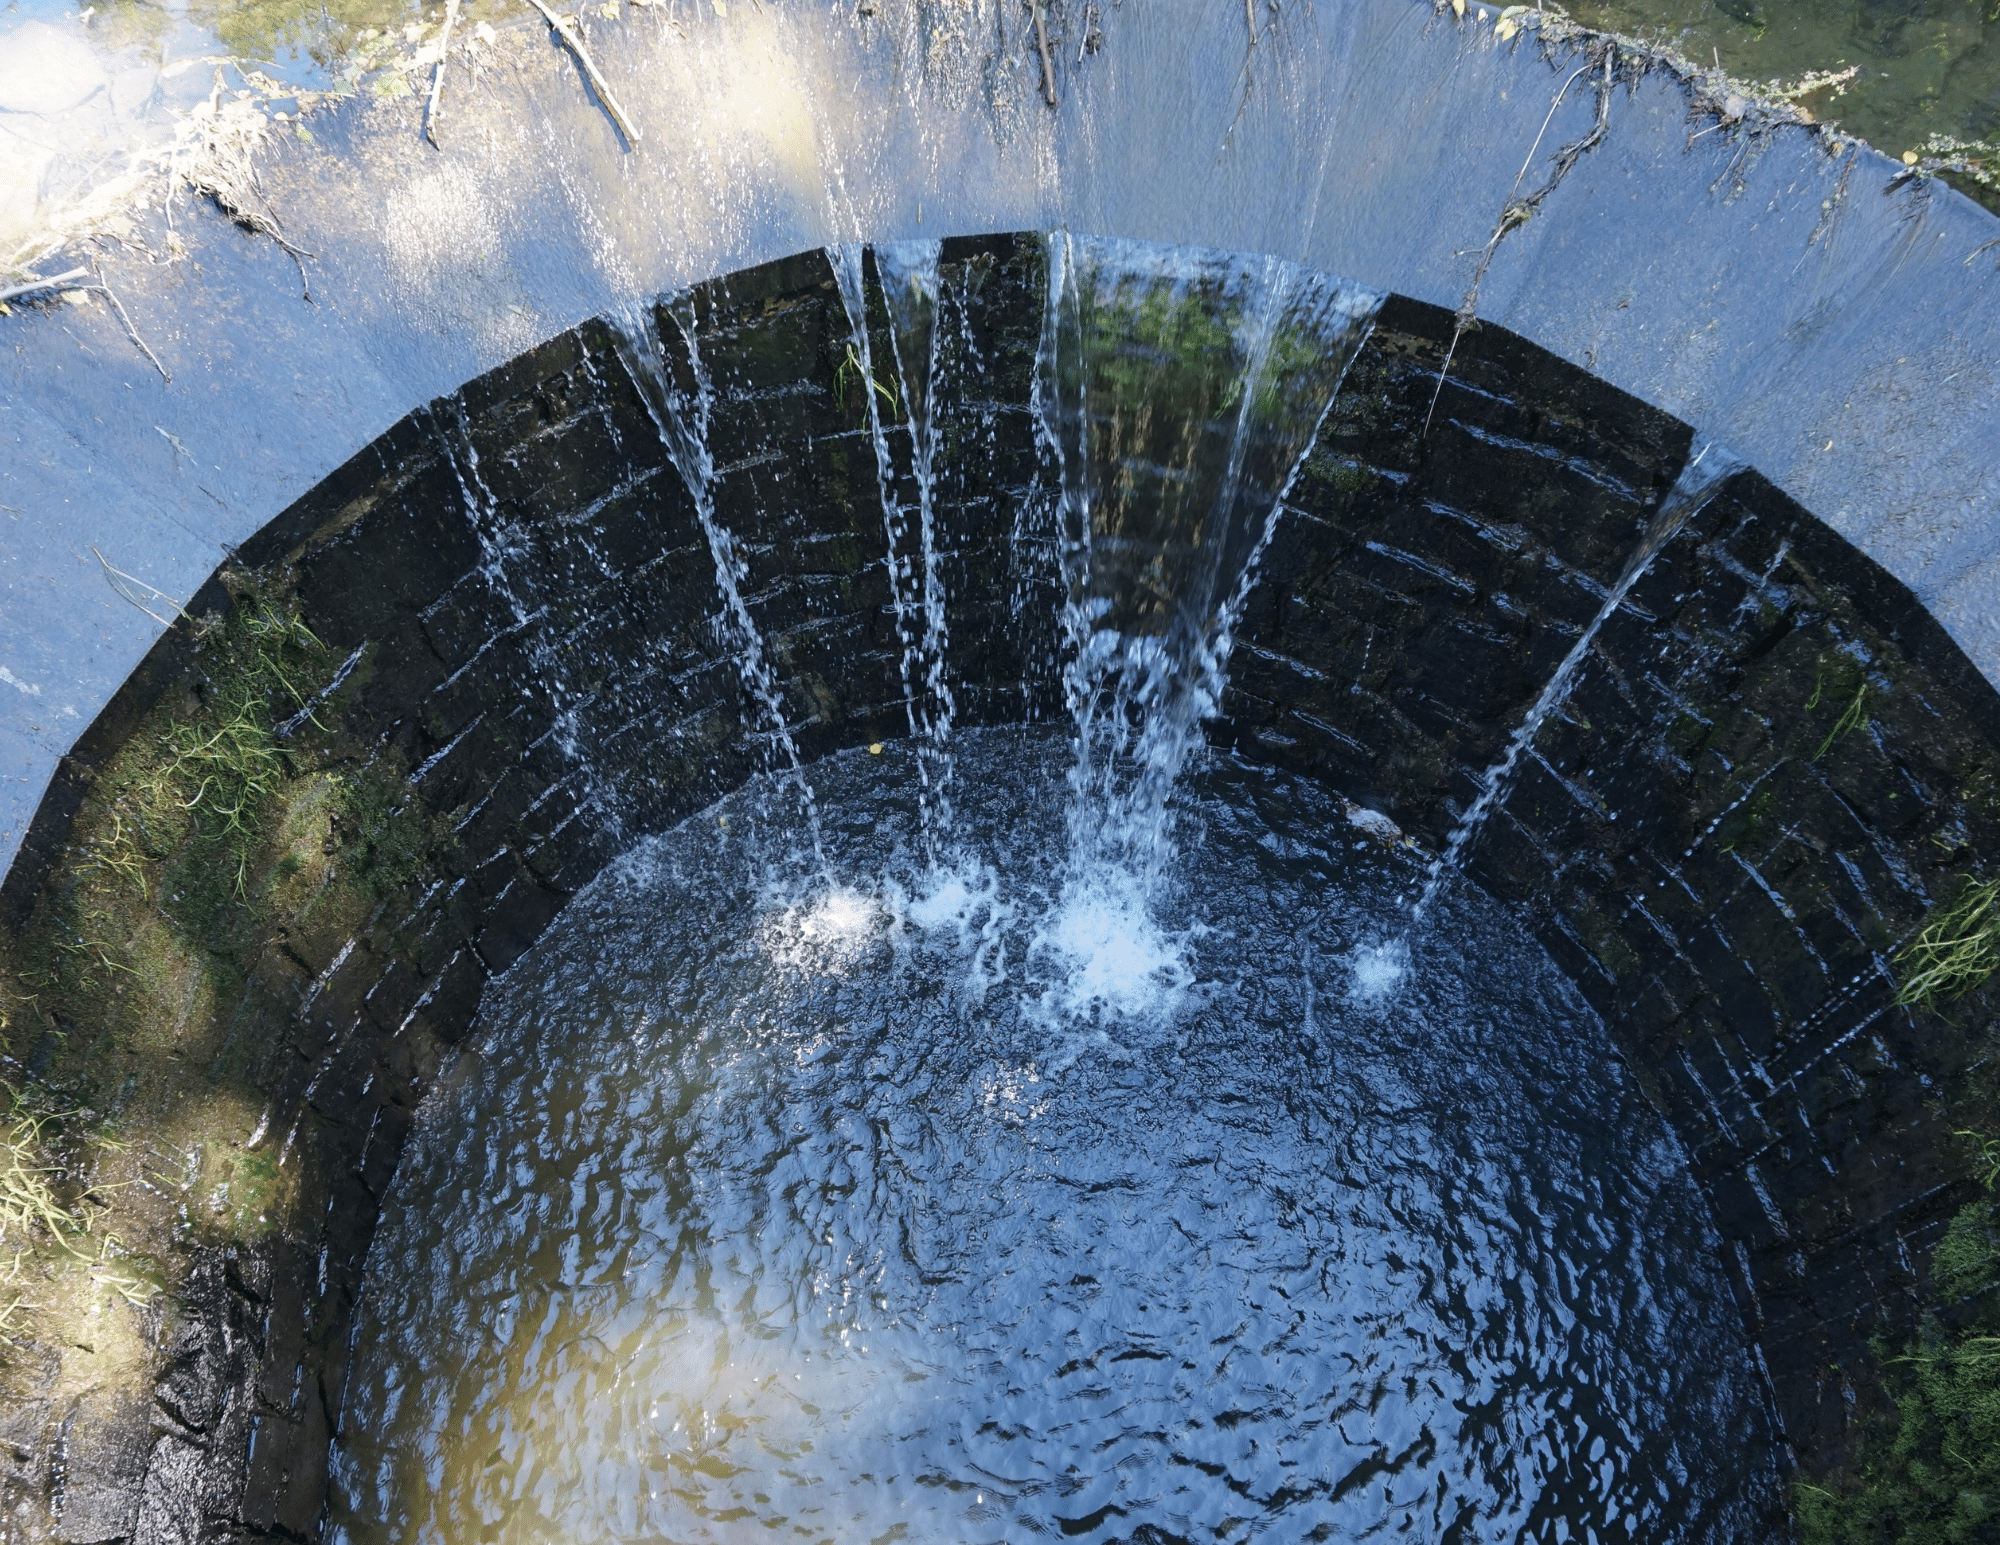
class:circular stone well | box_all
[2,2,1998,1539]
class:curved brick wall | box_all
[3,236,1996,1540]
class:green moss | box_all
[1300,452,1375,500]
[336,761,456,897]
[1574,899,1642,980]
[1799,1190,2000,1544]
[0,569,455,1357]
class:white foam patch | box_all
[1349,939,1408,1004]
[901,859,1014,1000]
[1028,876,1192,1029]
[762,885,882,974]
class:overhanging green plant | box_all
[1896,876,2000,1013]
[1797,1195,2000,1544]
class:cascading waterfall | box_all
[605,298,829,872]
[1030,232,1380,1017]
[879,242,959,848]
[831,242,958,862]
[335,242,1791,1545]
[1351,441,1747,995]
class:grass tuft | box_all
[1798,1192,2000,1545]
[1815,680,1871,760]
[1896,876,2000,1013]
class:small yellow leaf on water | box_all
[60,290,91,306]
[599,3,618,17]
[1902,150,1920,165]
[1496,17,1516,38]
[868,743,885,755]
[1451,0,1465,15]
[712,0,725,13]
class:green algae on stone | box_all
[0,571,451,1368]
[1797,1195,2000,1545]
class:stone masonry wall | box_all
[1227,295,2000,1473]
[4,243,1998,1539]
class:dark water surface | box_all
[330,732,1781,1544]
[1572,0,1999,181]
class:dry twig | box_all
[0,268,91,305]
[426,0,464,148]
[1425,45,1615,436]
[88,272,171,384]
[1029,0,1057,107]
[525,0,642,144]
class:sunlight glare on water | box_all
[330,729,1781,1545]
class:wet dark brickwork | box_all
[4,245,1997,1539]
[0,235,1053,1545]
[1228,295,2000,1476]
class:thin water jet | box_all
[606,296,831,876]
[832,241,959,864]
[1405,439,1747,933]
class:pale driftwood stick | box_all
[89,275,172,384]
[0,268,91,305]
[1245,0,1257,43]
[524,0,641,144]
[94,547,189,628]
[1423,51,1610,437]
[1029,0,1056,106]
[425,0,463,147]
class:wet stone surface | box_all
[2,235,1997,1536]
[1228,295,2000,1469]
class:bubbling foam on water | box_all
[759,884,883,973]
[1349,937,1410,1003]
[900,857,1014,1001]
[1028,874,1195,1030]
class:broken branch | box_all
[525,0,642,144]
[1029,0,1057,107]
[0,269,92,305]
[425,0,463,148]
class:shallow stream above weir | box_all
[334,734,1783,1544]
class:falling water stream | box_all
[606,296,830,873]
[1344,442,1746,997]
[333,239,1784,1543]
[1410,443,1746,927]
[832,242,959,860]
